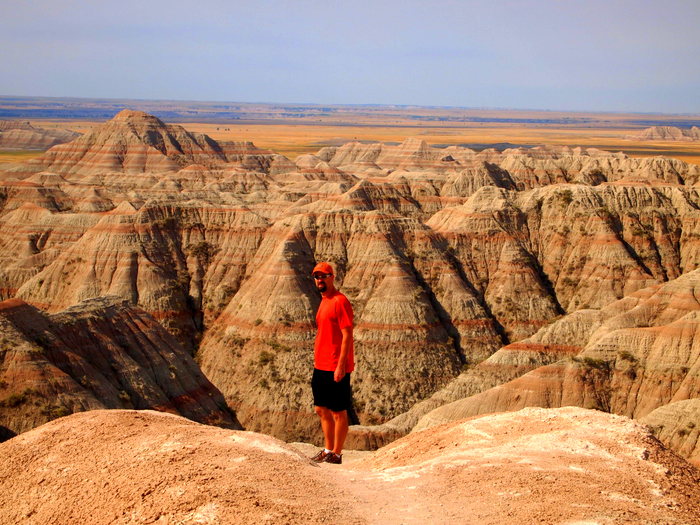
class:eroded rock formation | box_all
[641,399,700,466]
[1,110,699,447]
[0,296,238,438]
[401,270,700,465]
[628,125,700,141]
[0,120,79,150]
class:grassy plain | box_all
[0,150,45,163]
[183,122,700,165]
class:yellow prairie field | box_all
[184,122,700,165]
[0,150,45,163]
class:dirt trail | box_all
[293,444,444,524]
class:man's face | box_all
[313,272,333,293]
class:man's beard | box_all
[317,282,327,293]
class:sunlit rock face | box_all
[2,111,700,448]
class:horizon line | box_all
[2,94,699,118]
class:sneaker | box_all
[324,452,342,464]
[310,449,331,463]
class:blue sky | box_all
[1,0,699,113]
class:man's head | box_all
[312,262,335,294]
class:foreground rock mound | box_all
[0,297,238,438]
[0,410,365,525]
[1,407,698,524]
[351,407,700,524]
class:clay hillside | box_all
[1,110,700,464]
[0,120,79,150]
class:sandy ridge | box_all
[1,407,699,524]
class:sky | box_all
[1,0,699,113]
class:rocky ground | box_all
[1,407,698,525]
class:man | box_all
[309,261,354,465]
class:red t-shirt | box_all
[314,290,354,372]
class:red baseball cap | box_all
[312,262,334,275]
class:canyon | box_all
[0,109,699,473]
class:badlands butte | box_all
[0,109,700,473]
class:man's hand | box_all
[335,325,352,382]
[334,363,346,382]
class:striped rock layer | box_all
[0,296,239,439]
[1,110,700,449]
[398,270,700,465]
[629,125,700,142]
[0,120,79,150]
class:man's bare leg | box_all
[315,405,335,451]
[331,410,348,455]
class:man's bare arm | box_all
[335,326,353,382]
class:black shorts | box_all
[311,368,352,412]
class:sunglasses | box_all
[313,273,332,280]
